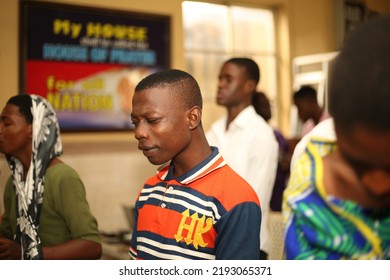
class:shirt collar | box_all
[229,105,257,129]
[157,146,226,185]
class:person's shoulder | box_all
[291,118,335,171]
[3,175,15,195]
[252,117,278,145]
[287,134,336,201]
[46,162,81,180]
[253,113,270,126]
[311,118,335,137]
[249,110,274,133]
[208,164,260,207]
[284,150,317,210]
[206,117,227,143]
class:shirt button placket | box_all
[161,184,174,208]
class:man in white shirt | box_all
[206,57,278,259]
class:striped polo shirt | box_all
[129,147,261,260]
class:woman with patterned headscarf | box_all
[0,94,101,259]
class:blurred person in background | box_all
[283,16,390,260]
[293,85,330,137]
[0,94,101,259]
[207,58,278,259]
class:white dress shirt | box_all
[206,105,278,254]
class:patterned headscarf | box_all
[5,94,63,259]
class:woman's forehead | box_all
[2,104,24,116]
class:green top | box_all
[0,163,101,246]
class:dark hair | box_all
[328,16,390,130]
[7,94,33,124]
[252,91,271,122]
[293,86,317,101]
[225,57,260,85]
[135,69,203,109]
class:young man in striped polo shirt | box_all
[129,69,261,260]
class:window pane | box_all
[182,1,229,51]
[184,52,227,102]
[231,6,275,53]
[182,1,278,126]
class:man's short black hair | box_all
[225,57,260,85]
[135,69,203,109]
[7,94,33,124]
[328,15,390,130]
[293,86,317,101]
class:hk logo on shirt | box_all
[174,209,212,249]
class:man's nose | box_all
[134,122,149,140]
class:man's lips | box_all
[138,145,157,157]
[216,91,225,100]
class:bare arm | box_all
[42,239,102,260]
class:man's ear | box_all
[188,106,202,130]
[245,80,257,94]
[28,124,33,139]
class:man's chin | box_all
[147,157,169,166]
[363,186,390,208]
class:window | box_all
[182,1,278,125]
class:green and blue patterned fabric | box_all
[283,138,390,259]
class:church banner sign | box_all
[20,1,170,131]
